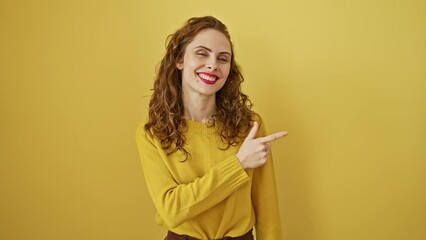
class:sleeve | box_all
[251,123,283,240]
[135,123,250,228]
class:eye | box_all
[196,50,208,57]
[218,56,230,63]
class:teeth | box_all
[198,73,217,81]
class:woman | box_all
[136,16,287,240]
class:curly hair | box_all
[145,16,259,158]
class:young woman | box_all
[136,16,287,240]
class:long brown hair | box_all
[145,16,259,158]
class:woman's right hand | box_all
[236,121,288,169]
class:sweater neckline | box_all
[184,119,217,134]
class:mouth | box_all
[197,72,218,85]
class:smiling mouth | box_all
[197,73,218,85]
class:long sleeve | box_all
[135,123,250,228]
[251,125,283,240]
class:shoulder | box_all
[249,111,263,126]
[135,121,147,135]
[251,113,268,137]
[135,121,155,145]
[252,112,263,125]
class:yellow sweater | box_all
[135,119,282,240]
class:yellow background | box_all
[1,0,425,239]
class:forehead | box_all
[187,29,231,52]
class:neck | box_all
[183,93,216,123]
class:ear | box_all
[176,59,184,70]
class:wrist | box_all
[235,154,246,169]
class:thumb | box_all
[245,121,259,140]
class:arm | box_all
[251,125,283,240]
[135,123,249,228]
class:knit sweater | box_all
[135,119,282,240]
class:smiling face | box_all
[176,28,232,99]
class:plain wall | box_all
[1,0,425,239]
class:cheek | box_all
[223,65,231,79]
[186,55,203,67]
[182,59,199,75]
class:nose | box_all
[205,57,217,70]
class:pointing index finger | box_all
[257,131,288,143]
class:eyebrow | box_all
[194,45,232,56]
